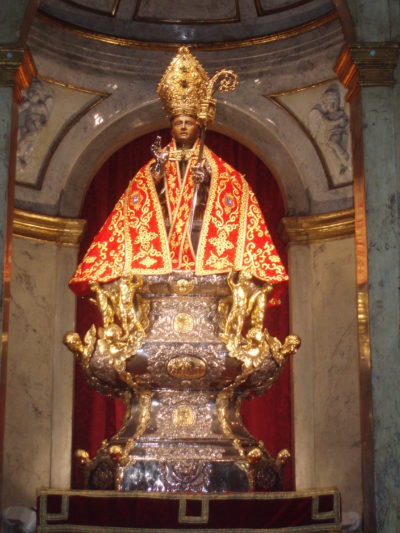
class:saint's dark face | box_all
[171,115,199,148]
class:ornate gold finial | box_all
[157,46,238,126]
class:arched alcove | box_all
[53,99,313,218]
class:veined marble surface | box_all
[2,237,77,508]
[363,84,400,531]
[291,236,362,514]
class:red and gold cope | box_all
[69,140,288,300]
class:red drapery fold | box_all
[72,129,293,489]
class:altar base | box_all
[37,488,341,532]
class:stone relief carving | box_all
[17,79,54,169]
[308,83,351,185]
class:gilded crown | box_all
[157,46,239,127]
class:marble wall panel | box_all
[290,244,316,488]
[291,237,362,514]
[50,246,77,489]
[311,239,361,514]
[2,237,77,508]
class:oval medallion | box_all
[167,356,206,380]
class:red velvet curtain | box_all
[72,129,293,489]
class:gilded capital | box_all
[335,43,399,100]
[0,45,25,86]
[279,209,355,243]
[0,46,36,100]
[13,209,87,246]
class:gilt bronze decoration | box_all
[65,271,299,492]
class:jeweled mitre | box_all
[157,46,208,121]
[157,46,238,126]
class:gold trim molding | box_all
[279,209,355,243]
[0,45,25,86]
[335,43,400,100]
[15,48,37,102]
[0,46,37,100]
[38,488,341,532]
[13,209,86,246]
[36,10,338,51]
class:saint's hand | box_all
[150,136,169,182]
[192,161,211,184]
[151,136,170,165]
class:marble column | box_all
[362,75,400,533]
[336,0,400,529]
[0,1,39,507]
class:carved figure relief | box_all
[17,79,54,168]
[308,83,351,184]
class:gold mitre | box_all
[157,46,238,126]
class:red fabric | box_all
[72,129,292,489]
[39,490,340,529]
[69,139,288,296]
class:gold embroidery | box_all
[123,185,133,276]
[208,229,234,256]
[141,165,173,275]
[205,254,232,270]
[169,148,194,162]
[196,149,248,276]
[140,256,158,268]
[70,144,287,292]
[195,149,220,274]
[234,177,248,269]
[133,226,158,250]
